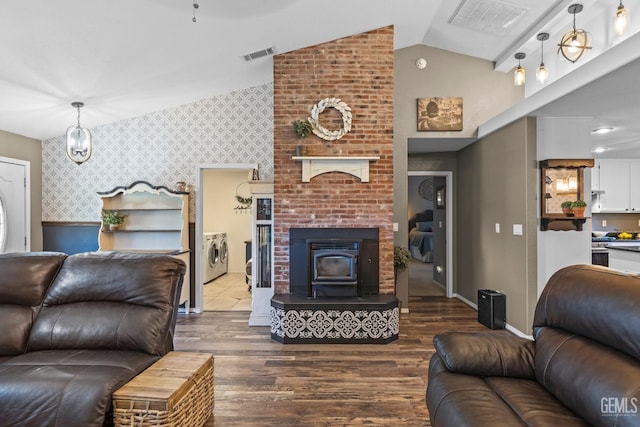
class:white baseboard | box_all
[455,293,531,339]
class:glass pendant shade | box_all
[514,66,526,86]
[65,102,92,165]
[536,64,548,84]
[615,3,629,35]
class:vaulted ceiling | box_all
[1,0,639,156]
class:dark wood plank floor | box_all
[174,296,504,426]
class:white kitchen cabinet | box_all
[594,159,640,213]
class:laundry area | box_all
[202,169,253,311]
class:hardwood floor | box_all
[174,295,503,426]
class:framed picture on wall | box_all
[436,186,446,209]
[417,97,463,131]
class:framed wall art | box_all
[417,97,463,131]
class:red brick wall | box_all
[273,26,394,294]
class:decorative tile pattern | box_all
[42,83,274,221]
[270,305,399,343]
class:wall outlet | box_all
[602,220,607,227]
[393,222,398,232]
[495,223,500,233]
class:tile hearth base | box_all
[270,294,399,344]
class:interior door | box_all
[0,159,28,252]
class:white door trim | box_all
[194,163,257,313]
[0,156,30,252]
[408,170,453,298]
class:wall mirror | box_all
[539,159,594,231]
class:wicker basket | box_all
[113,352,214,427]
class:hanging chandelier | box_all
[65,102,92,165]
[557,4,591,63]
[513,52,526,86]
[536,33,550,84]
[615,0,629,35]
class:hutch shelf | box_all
[98,181,190,309]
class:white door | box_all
[0,159,28,252]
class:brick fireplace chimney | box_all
[272,26,395,295]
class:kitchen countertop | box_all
[608,246,640,253]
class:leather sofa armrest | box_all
[433,332,536,379]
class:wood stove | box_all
[289,228,379,297]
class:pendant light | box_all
[513,52,526,86]
[66,102,92,165]
[558,4,591,63]
[536,33,549,84]
[615,0,629,35]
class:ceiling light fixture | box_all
[592,127,614,134]
[615,0,629,35]
[592,147,608,153]
[558,4,591,63]
[192,2,199,23]
[513,52,526,86]
[66,102,92,165]
[536,33,549,84]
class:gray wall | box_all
[394,44,524,310]
[0,130,43,251]
[456,117,538,333]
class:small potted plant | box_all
[101,209,125,230]
[394,246,411,283]
[571,200,587,218]
[560,201,573,216]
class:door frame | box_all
[0,156,30,252]
[194,163,257,313]
[408,170,453,298]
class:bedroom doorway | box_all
[407,171,453,298]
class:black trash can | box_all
[478,289,506,329]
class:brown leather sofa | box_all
[427,264,640,427]
[0,251,186,427]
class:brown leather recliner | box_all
[426,264,640,427]
[0,251,186,427]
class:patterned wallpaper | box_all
[42,83,274,221]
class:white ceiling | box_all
[1,0,638,157]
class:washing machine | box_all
[203,232,228,283]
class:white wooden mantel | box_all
[292,156,380,182]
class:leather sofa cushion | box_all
[434,332,535,379]
[534,264,640,361]
[0,252,66,356]
[484,377,588,426]
[28,252,185,355]
[535,327,640,427]
[427,355,527,426]
[0,349,158,427]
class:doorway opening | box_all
[0,156,30,253]
[195,163,256,313]
[407,171,453,298]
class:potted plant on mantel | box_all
[561,201,573,216]
[571,200,587,218]
[101,209,125,231]
[292,119,313,139]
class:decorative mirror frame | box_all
[539,159,594,231]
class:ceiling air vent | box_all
[449,0,528,36]
[242,47,275,62]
